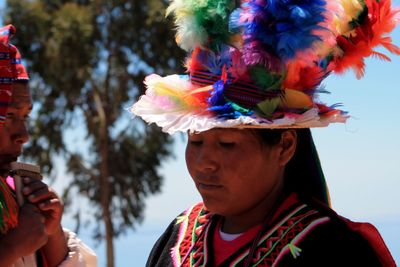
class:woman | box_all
[131,0,398,266]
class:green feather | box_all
[167,0,236,51]
[229,101,252,114]
[249,66,284,91]
[348,0,368,29]
[196,0,236,50]
[256,97,281,118]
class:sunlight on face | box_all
[0,83,32,174]
[185,128,284,217]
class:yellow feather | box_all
[279,89,314,109]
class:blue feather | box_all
[207,80,253,118]
[234,0,328,62]
[196,46,233,75]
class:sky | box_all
[1,1,400,266]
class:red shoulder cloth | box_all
[342,218,396,267]
[311,197,396,267]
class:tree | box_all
[5,0,185,266]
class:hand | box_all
[22,177,64,236]
[0,204,48,263]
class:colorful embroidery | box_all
[171,203,212,267]
[172,202,330,267]
[230,205,330,266]
[274,217,331,265]
[0,177,19,234]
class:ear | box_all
[278,130,297,167]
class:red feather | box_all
[186,47,203,73]
[371,51,391,61]
[283,61,329,91]
[333,0,400,78]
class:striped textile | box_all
[191,70,282,108]
[0,25,29,127]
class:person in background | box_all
[131,0,399,266]
[0,24,97,267]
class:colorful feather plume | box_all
[167,0,236,51]
[132,0,400,133]
[333,0,365,36]
[333,0,400,78]
[188,46,233,75]
[230,0,329,68]
[144,74,209,112]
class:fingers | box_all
[21,178,64,236]
[22,177,63,205]
[22,177,49,195]
[38,198,63,211]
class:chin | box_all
[0,162,11,172]
[0,157,16,176]
[202,199,228,216]
[0,167,10,177]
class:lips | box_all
[198,183,223,190]
[195,177,223,192]
[194,173,224,192]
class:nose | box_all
[195,145,219,173]
[12,120,29,145]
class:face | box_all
[0,83,32,175]
[185,128,285,217]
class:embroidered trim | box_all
[171,203,212,267]
[272,217,331,266]
[230,205,329,267]
[229,204,309,265]
[172,202,330,267]
[171,205,195,266]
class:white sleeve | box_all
[57,229,98,267]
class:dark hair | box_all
[254,128,330,206]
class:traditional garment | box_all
[11,229,97,267]
[146,193,395,267]
[1,175,98,267]
[0,175,19,234]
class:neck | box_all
[221,173,285,234]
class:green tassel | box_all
[176,215,188,225]
[288,243,302,259]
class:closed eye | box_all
[189,140,203,146]
[219,142,235,148]
[6,112,14,118]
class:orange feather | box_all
[283,61,328,91]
